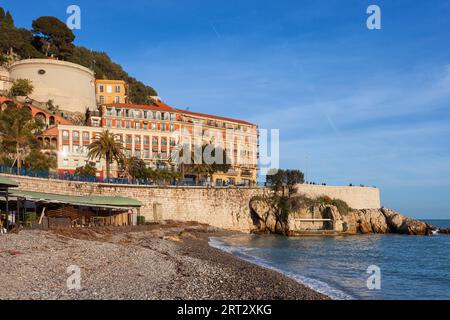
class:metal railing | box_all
[0,165,258,188]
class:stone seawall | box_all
[294,184,381,209]
[1,174,381,232]
[1,174,265,232]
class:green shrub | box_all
[330,199,352,215]
[137,216,145,225]
[25,212,37,221]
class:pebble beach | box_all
[0,223,328,300]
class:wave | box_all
[208,237,353,300]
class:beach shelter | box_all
[0,176,18,231]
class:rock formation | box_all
[250,196,437,236]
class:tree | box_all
[173,143,231,183]
[74,162,96,178]
[32,16,75,59]
[0,8,157,102]
[0,103,42,174]
[286,169,305,194]
[9,79,34,97]
[87,130,124,182]
[266,169,305,196]
[0,53,8,66]
[24,149,56,172]
[121,156,148,179]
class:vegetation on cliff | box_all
[0,8,157,104]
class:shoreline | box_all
[0,222,328,300]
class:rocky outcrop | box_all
[249,196,288,235]
[250,196,437,236]
[381,208,434,235]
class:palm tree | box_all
[87,130,124,182]
[170,143,231,184]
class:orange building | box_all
[95,79,127,105]
[52,101,258,185]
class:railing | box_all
[0,165,258,187]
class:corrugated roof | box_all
[10,190,142,208]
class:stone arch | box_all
[35,112,47,125]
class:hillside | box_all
[0,7,157,104]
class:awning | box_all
[0,176,18,188]
[9,190,142,210]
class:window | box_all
[73,159,79,167]
[99,96,104,104]
[83,132,89,141]
[115,85,121,93]
[170,124,174,132]
[72,131,79,141]
[62,145,69,154]
[125,120,130,129]
[125,149,132,157]
[114,96,120,103]
[135,149,141,158]
[107,85,112,93]
[82,145,88,156]
[116,120,121,128]
[135,122,140,129]
[144,149,150,159]
[62,131,69,139]
[126,135,132,144]
[151,122,156,130]
[135,136,141,144]
[106,119,112,127]
[144,136,149,145]
[152,137,158,145]
[73,145,80,154]
[161,137,167,146]
[99,85,104,93]
[63,159,69,166]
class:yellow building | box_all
[95,79,127,105]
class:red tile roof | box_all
[176,109,255,126]
[104,102,176,112]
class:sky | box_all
[2,0,450,218]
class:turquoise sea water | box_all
[209,220,450,300]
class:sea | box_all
[209,220,450,300]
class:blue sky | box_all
[3,0,450,218]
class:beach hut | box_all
[0,176,18,232]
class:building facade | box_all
[41,102,258,185]
[95,79,127,105]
